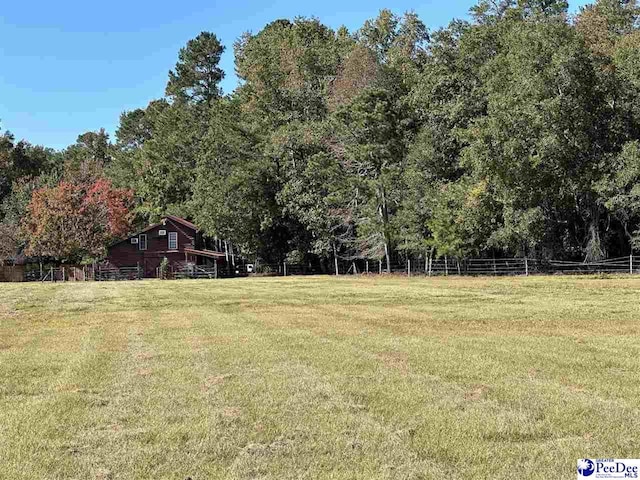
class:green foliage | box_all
[10,1,640,265]
[134,102,205,220]
[0,130,61,205]
[0,127,62,260]
[275,123,350,258]
[460,19,603,256]
[427,179,499,257]
[333,87,414,265]
[62,129,113,185]
[597,141,640,248]
[166,32,225,105]
[235,18,341,125]
[159,256,169,279]
[191,100,287,261]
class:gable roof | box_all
[108,215,199,249]
[165,215,198,231]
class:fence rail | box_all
[27,266,93,282]
[14,255,640,282]
[95,266,142,281]
[23,265,143,282]
[267,255,640,278]
[174,264,218,280]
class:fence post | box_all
[525,257,529,276]
[445,256,449,276]
[50,267,54,282]
[631,254,634,275]
[407,259,411,277]
[379,260,382,274]
[457,259,461,275]
[283,262,287,277]
[366,260,369,274]
[428,256,432,277]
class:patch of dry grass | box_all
[1,275,639,479]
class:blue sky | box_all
[1,0,591,150]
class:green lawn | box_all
[1,276,639,479]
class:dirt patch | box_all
[202,374,235,392]
[464,384,490,401]
[560,377,586,393]
[0,304,18,318]
[137,368,153,377]
[94,468,112,480]
[208,374,234,385]
[241,435,297,456]
[222,406,241,418]
[377,351,409,374]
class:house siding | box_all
[107,218,202,278]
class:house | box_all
[106,215,230,278]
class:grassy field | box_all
[1,276,639,479]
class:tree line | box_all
[2,0,640,270]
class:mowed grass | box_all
[1,276,639,479]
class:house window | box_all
[168,232,178,250]
[139,234,147,251]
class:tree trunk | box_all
[384,242,391,274]
[377,183,392,274]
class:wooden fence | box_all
[173,264,218,280]
[0,265,26,282]
[23,265,143,282]
[95,266,142,281]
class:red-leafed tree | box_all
[22,179,134,261]
[83,178,133,240]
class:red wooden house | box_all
[106,215,229,278]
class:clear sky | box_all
[1,0,591,150]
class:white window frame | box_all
[139,234,147,251]
[168,232,178,250]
